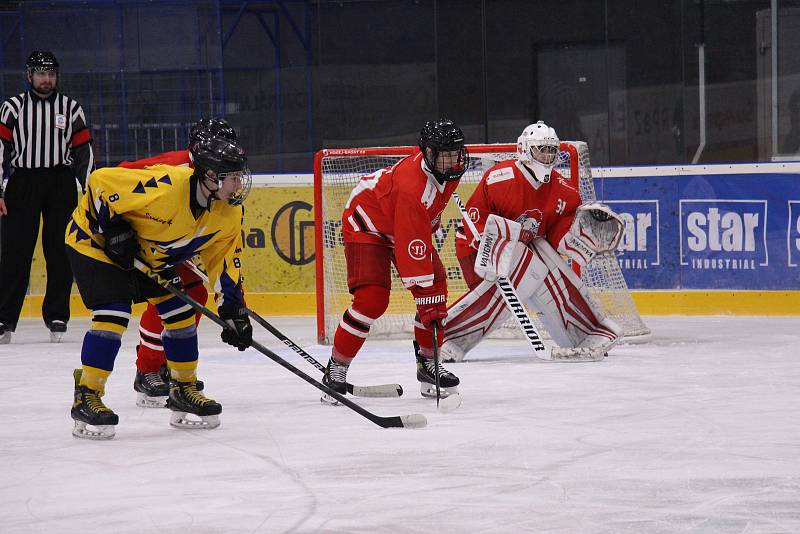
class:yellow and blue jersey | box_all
[65,164,245,306]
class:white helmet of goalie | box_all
[517,121,560,184]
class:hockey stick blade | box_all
[438,393,462,413]
[244,309,403,398]
[246,338,425,429]
[394,414,427,429]
[133,260,423,429]
[349,383,404,397]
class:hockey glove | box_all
[411,285,448,330]
[103,218,138,270]
[218,303,252,351]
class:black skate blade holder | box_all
[133,259,425,429]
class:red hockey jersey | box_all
[455,159,582,260]
[118,149,191,169]
[342,151,460,289]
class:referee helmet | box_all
[26,51,59,73]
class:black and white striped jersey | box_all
[0,90,94,189]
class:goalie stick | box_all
[451,192,606,362]
[245,308,403,398]
[133,259,426,429]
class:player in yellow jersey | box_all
[65,135,253,439]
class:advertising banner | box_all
[600,169,800,290]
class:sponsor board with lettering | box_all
[23,171,800,298]
[599,172,800,289]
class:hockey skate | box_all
[159,363,203,391]
[48,320,67,343]
[134,370,169,408]
[166,380,221,429]
[320,356,349,406]
[0,322,11,344]
[71,369,119,440]
[414,341,460,398]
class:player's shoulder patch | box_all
[486,166,515,185]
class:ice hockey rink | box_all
[1,315,798,533]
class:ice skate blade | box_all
[136,392,168,408]
[72,420,116,440]
[169,411,220,430]
[420,383,459,399]
[50,331,64,343]
[320,392,342,406]
[0,332,10,344]
[437,393,462,413]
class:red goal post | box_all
[314,142,650,345]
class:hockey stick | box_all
[450,191,553,361]
[430,321,462,413]
[244,308,403,398]
[431,321,442,406]
[133,259,426,429]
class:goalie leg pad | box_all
[528,239,622,350]
[441,280,509,361]
[442,242,547,361]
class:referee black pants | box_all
[0,166,77,329]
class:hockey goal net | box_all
[314,142,650,345]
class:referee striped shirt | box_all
[0,90,94,188]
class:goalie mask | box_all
[191,137,252,206]
[419,118,468,183]
[517,121,560,184]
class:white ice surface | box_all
[1,315,799,533]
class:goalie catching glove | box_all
[559,202,624,266]
[218,303,253,351]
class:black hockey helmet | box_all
[191,136,251,205]
[26,50,59,73]
[189,117,237,147]
[419,118,467,182]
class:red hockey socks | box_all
[332,285,389,363]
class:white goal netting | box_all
[314,142,650,345]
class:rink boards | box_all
[21,161,800,317]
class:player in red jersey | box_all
[322,119,468,402]
[121,118,238,407]
[442,121,624,362]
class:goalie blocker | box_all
[441,212,623,362]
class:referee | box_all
[0,50,94,343]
